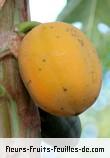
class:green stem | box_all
[15,21,41,33]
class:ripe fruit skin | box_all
[18,22,102,116]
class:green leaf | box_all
[57,0,110,71]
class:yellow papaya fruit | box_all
[18,22,102,116]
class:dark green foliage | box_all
[39,109,82,138]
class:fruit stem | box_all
[15,21,41,34]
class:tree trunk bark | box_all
[0,0,41,137]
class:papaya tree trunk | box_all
[0,0,41,137]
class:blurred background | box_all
[29,0,110,138]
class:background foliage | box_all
[57,0,110,137]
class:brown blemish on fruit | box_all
[42,59,46,62]
[38,68,42,71]
[43,106,47,109]
[63,87,68,92]
[60,107,64,110]
[78,38,84,46]
[70,29,78,37]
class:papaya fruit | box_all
[39,109,81,138]
[18,22,102,116]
